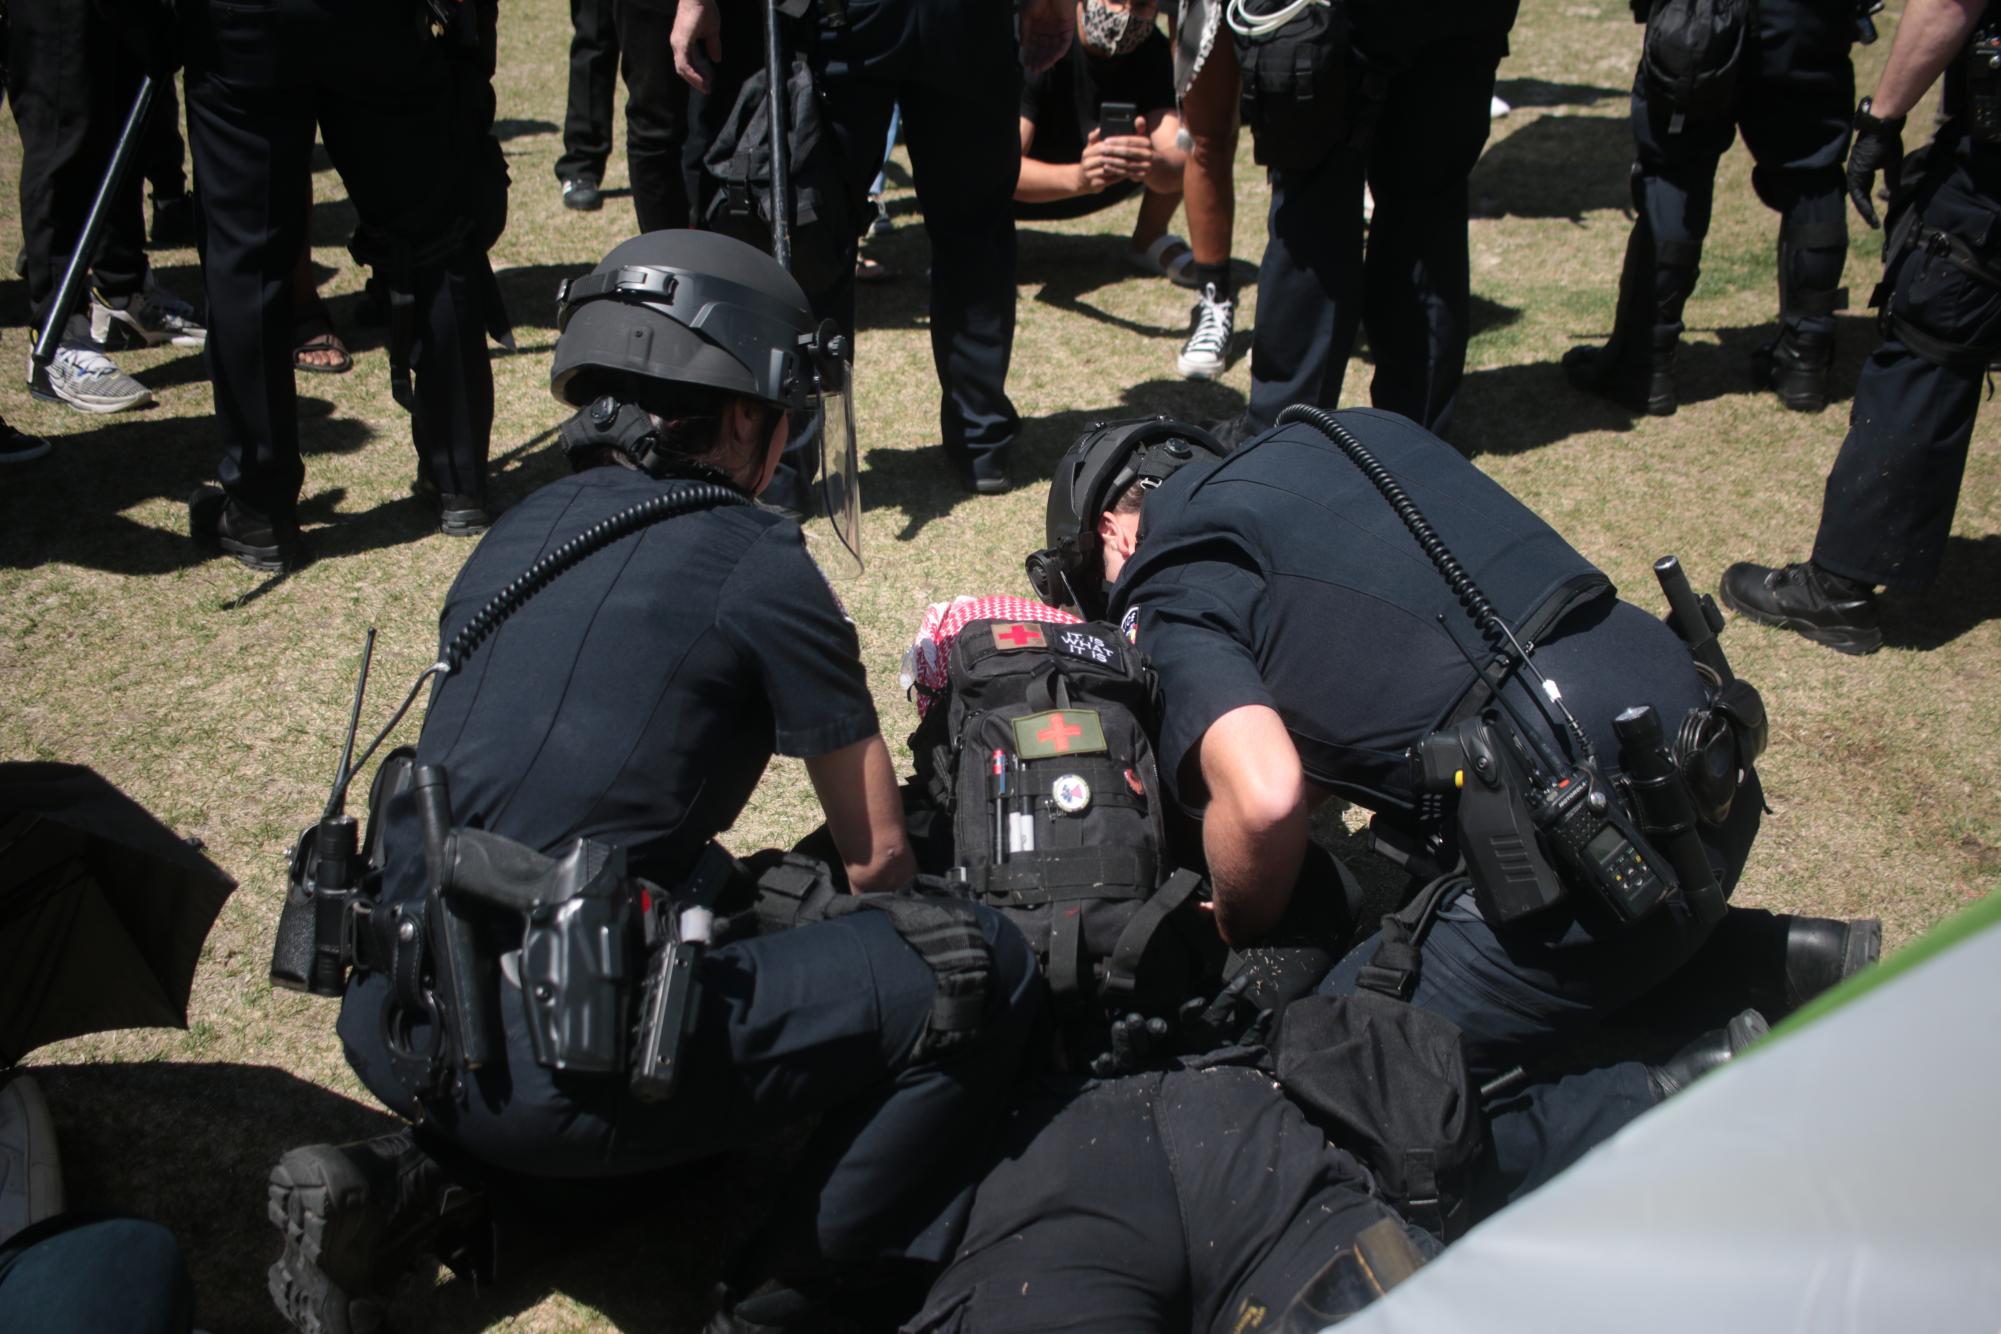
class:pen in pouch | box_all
[991,749,1008,863]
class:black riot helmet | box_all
[1025,416,1227,618]
[551,230,862,570]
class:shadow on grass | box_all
[1451,311,1879,456]
[1883,535,2001,651]
[32,1060,777,1333]
[860,378,1247,544]
[1471,113,1634,221]
[849,226,1257,340]
[0,410,376,576]
[33,1061,398,1334]
[1492,77,1627,110]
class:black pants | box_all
[181,0,491,529]
[611,0,755,231]
[1812,129,2001,590]
[1247,30,1508,438]
[905,1067,1435,1334]
[814,0,1021,470]
[5,0,150,334]
[145,77,189,201]
[1620,0,1853,344]
[341,906,1044,1279]
[557,0,619,184]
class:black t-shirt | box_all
[1109,410,1709,818]
[1019,25,1175,166]
[374,465,879,901]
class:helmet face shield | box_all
[809,340,862,576]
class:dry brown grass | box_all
[0,1,1995,1328]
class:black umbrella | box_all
[0,763,236,1067]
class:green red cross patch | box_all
[1012,709,1108,759]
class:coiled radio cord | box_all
[327,482,751,815]
[1274,404,1597,767]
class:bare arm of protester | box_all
[1017,122,1153,200]
[807,735,918,894]
[1871,0,1988,116]
[1193,705,1310,947]
[672,0,723,92]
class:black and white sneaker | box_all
[1177,282,1234,380]
[34,345,155,413]
[90,279,207,350]
[561,176,604,212]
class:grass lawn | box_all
[1,2,1995,1329]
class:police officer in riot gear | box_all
[1721,0,2000,653]
[1227,0,1522,441]
[1027,410,1878,1082]
[1564,0,1860,415]
[264,231,1041,1334]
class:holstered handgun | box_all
[440,828,637,1075]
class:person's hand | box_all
[1019,0,1076,73]
[1847,97,1907,229]
[1078,125,1152,192]
[673,0,724,92]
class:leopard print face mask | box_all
[1080,0,1155,58]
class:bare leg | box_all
[1179,37,1238,275]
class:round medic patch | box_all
[1052,774,1092,814]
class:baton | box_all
[30,74,156,398]
[762,0,793,272]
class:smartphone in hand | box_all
[1097,100,1141,139]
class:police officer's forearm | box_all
[1871,0,1988,117]
[1195,706,1309,947]
[807,735,917,894]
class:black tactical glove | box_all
[1846,97,1907,229]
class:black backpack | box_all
[704,49,859,298]
[910,618,1221,1058]
[1641,0,1753,131]
[1273,993,1484,1240]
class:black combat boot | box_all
[1561,326,1679,416]
[1753,326,1835,412]
[1645,1007,1769,1101]
[1775,915,1882,1011]
[1718,560,1883,655]
[267,1129,491,1334]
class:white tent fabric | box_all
[1336,913,2001,1334]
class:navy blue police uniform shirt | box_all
[373,464,880,904]
[1108,409,1708,818]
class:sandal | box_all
[294,308,353,375]
[1124,233,1199,288]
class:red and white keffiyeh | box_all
[900,595,1083,717]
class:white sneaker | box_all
[1177,282,1234,380]
[89,278,207,350]
[36,345,156,413]
[0,1073,64,1249]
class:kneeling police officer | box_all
[1027,408,1878,1082]
[265,231,1042,1334]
